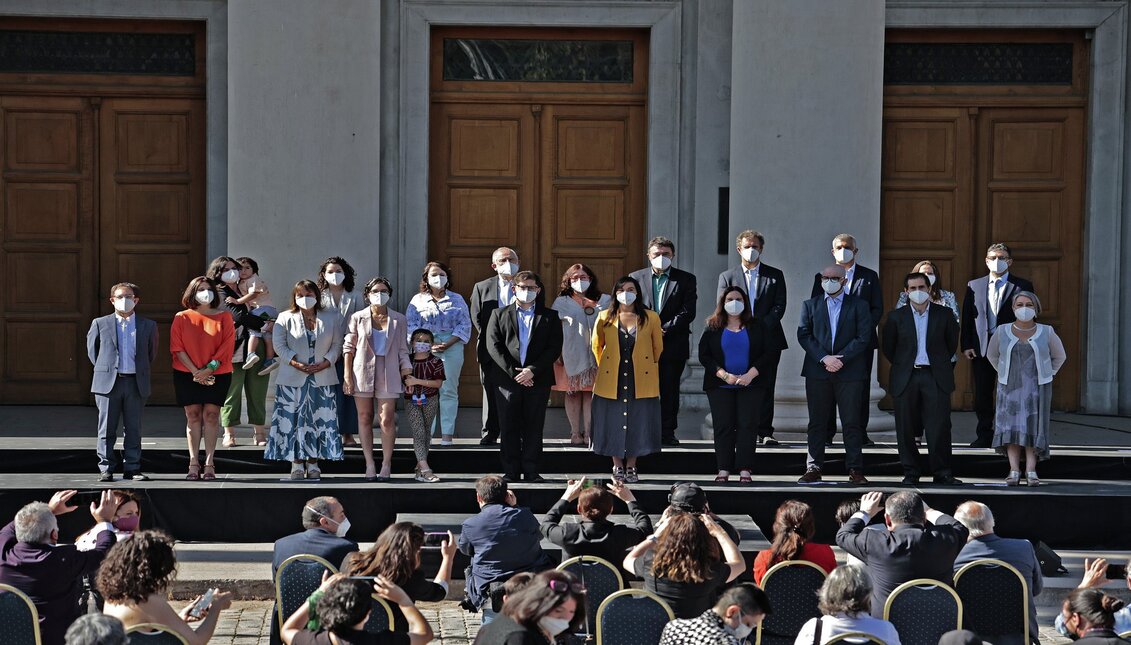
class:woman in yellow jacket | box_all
[590,276,663,483]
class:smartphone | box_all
[1106,564,1127,580]
[188,588,215,618]
[582,478,606,490]
[348,576,378,580]
[423,532,448,547]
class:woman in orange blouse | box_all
[752,499,837,585]
[171,276,235,481]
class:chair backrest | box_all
[0,584,41,645]
[125,623,189,645]
[557,555,625,637]
[824,632,888,645]
[954,558,1029,644]
[596,589,674,645]
[756,560,829,645]
[274,554,340,629]
[882,578,962,645]
[362,594,396,634]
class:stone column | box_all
[727,0,893,433]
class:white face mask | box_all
[368,292,390,307]
[650,254,672,271]
[538,616,571,637]
[925,273,937,286]
[570,279,590,294]
[833,247,855,264]
[295,296,316,310]
[195,290,215,306]
[987,258,1009,275]
[333,516,351,538]
[907,290,931,305]
[821,279,843,296]
[428,274,448,289]
[1014,306,1037,322]
[616,291,637,306]
[740,247,760,263]
[724,299,745,315]
[221,269,240,284]
[726,614,754,641]
[496,261,518,277]
[113,297,136,314]
[324,271,345,286]
[413,341,433,353]
[515,288,537,304]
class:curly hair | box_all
[767,500,816,566]
[318,256,357,292]
[651,513,719,583]
[317,578,371,631]
[341,522,423,586]
[418,261,452,294]
[96,530,177,604]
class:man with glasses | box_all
[961,243,1033,448]
[470,247,522,446]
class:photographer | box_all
[540,478,652,577]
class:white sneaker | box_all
[439,437,454,446]
[242,354,260,370]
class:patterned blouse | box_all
[406,291,472,344]
[896,288,960,320]
[405,355,446,399]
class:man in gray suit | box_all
[86,282,158,482]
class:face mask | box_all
[496,261,518,277]
[987,258,1008,274]
[538,617,571,637]
[324,271,345,286]
[616,291,637,306]
[740,247,760,263]
[1014,306,1036,322]
[833,248,855,264]
[369,292,390,307]
[195,290,215,306]
[295,296,316,310]
[570,279,590,294]
[925,273,937,286]
[907,290,931,305]
[221,269,240,284]
[821,279,842,296]
[113,297,136,314]
[724,300,745,315]
[113,515,140,532]
[515,288,536,304]
[333,516,351,538]
[650,255,672,271]
[727,614,754,641]
[413,341,432,353]
[428,274,448,289]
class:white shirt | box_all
[794,614,902,645]
[497,275,513,307]
[114,313,136,375]
[744,264,760,310]
[988,271,1010,325]
[844,264,856,293]
[912,305,930,366]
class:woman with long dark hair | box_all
[473,569,587,645]
[318,256,363,447]
[753,500,836,584]
[551,264,612,445]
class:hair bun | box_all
[1101,594,1126,613]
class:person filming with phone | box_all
[540,477,653,578]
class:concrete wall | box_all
[228,0,382,297]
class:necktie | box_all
[991,279,1002,314]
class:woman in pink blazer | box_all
[343,276,413,481]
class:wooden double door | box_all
[428,28,648,403]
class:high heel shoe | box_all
[186,463,200,481]
[1025,471,1040,487]
[1005,470,1021,486]
[202,464,216,480]
[253,429,267,446]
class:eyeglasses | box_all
[548,580,586,594]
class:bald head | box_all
[821,265,846,280]
[954,501,995,538]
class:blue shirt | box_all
[720,329,750,388]
[912,306,930,366]
[115,314,136,375]
[825,292,845,345]
[516,306,535,364]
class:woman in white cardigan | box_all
[264,280,344,480]
[987,290,1067,486]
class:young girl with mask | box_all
[472,570,586,645]
[404,328,445,482]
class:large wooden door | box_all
[429,28,648,403]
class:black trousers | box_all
[707,387,764,472]
[806,379,866,471]
[494,382,550,479]
[893,368,953,478]
[658,356,686,439]
[758,351,782,438]
[825,351,874,441]
[970,355,998,443]
[479,364,500,439]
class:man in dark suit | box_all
[953,501,1043,643]
[836,491,969,618]
[810,234,883,446]
[630,236,697,446]
[469,247,521,446]
[86,282,159,482]
[797,265,874,484]
[962,242,1034,447]
[717,230,787,445]
[485,271,563,481]
[882,272,961,485]
[0,490,119,645]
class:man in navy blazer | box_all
[470,247,523,446]
[0,490,119,645]
[629,236,697,446]
[798,265,874,484]
[953,501,1043,643]
[717,230,788,444]
[86,282,159,482]
[810,234,884,445]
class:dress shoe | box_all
[98,472,114,483]
[797,467,822,484]
[662,436,681,447]
[848,470,869,485]
[123,471,150,482]
[524,474,547,483]
[761,437,780,447]
[932,475,963,485]
[825,440,835,447]
[968,439,992,448]
[862,438,876,447]
[479,435,498,446]
[901,476,920,485]
[501,475,517,483]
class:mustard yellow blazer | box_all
[591,308,663,399]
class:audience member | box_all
[666,482,741,544]
[624,512,745,619]
[501,572,535,606]
[282,573,432,645]
[659,582,771,645]
[753,500,836,585]
[77,489,143,612]
[470,247,522,446]
[794,565,901,645]
[0,490,118,645]
[834,499,865,568]
[472,569,585,645]
[551,263,611,446]
[1060,589,1131,644]
[1054,558,1131,636]
[318,257,364,448]
[938,630,986,645]
[459,476,551,624]
[540,478,652,577]
[953,501,1042,643]
[341,522,455,631]
[64,613,127,645]
[99,529,233,645]
[835,491,968,617]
